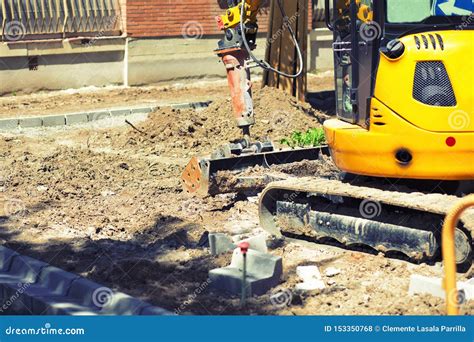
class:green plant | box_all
[280,127,326,148]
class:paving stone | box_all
[19,117,43,128]
[34,266,79,296]
[324,267,341,277]
[35,297,100,315]
[0,119,19,130]
[65,113,89,125]
[0,289,32,314]
[0,246,18,272]
[408,274,474,301]
[295,279,326,292]
[0,255,47,284]
[68,278,103,308]
[88,111,111,121]
[0,246,168,315]
[139,305,172,315]
[101,293,148,315]
[209,248,282,296]
[297,265,322,281]
[110,109,131,117]
[42,115,66,127]
[131,107,153,114]
[236,234,268,253]
[209,233,236,256]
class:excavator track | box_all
[259,177,473,269]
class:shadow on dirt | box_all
[307,90,336,116]
[0,203,275,315]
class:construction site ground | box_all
[0,74,472,315]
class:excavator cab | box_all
[324,0,474,180]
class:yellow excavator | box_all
[183,0,474,270]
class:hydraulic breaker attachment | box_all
[218,48,255,137]
[181,146,330,196]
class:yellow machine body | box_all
[324,30,474,180]
[219,0,260,29]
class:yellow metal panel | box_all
[324,98,474,180]
[374,30,474,132]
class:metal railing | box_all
[442,194,474,315]
[1,0,122,42]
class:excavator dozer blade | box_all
[181,146,330,196]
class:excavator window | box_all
[387,0,473,24]
[332,0,376,125]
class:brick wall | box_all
[126,0,311,38]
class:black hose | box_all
[240,0,304,78]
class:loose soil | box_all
[0,77,471,315]
[0,74,335,118]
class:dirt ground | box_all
[0,73,334,118]
[0,77,472,315]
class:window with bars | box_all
[1,0,122,42]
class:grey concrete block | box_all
[19,117,43,128]
[110,108,131,117]
[88,111,111,122]
[0,289,32,314]
[2,265,78,305]
[236,234,268,253]
[2,282,37,314]
[0,119,19,130]
[209,249,282,296]
[42,115,66,127]
[34,297,100,315]
[0,255,47,284]
[172,101,211,110]
[131,107,153,114]
[408,274,474,301]
[0,246,169,315]
[139,305,172,316]
[68,278,103,307]
[66,113,89,125]
[209,233,236,256]
[0,246,19,272]
[34,266,80,296]
[101,293,148,315]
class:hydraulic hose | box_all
[240,0,304,78]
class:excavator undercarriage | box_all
[182,0,474,270]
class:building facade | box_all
[0,0,330,94]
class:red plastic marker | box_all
[239,241,250,307]
[239,241,250,255]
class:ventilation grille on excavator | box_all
[413,61,456,107]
